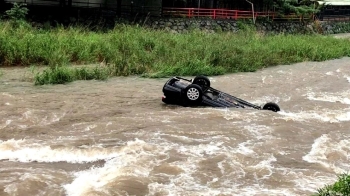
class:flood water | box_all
[1,58,350,196]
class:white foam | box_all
[156,132,212,143]
[16,109,66,128]
[146,133,288,195]
[84,125,97,132]
[62,136,252,196]
[148,176,296,196]
[292,171,337,193]
[177,141,225,156]
[57,128,334,196]
[250,154,277,180]
[2,124,341,196]
[303,134,350,174]
[344,75,350,83]
[0,139,120,163]
[252,96,281,106]
[303,135,329,163]
[243,124,273,140]
[277,109,350,123]
[71,122,99,132]
[336,111,350,121]
[222,109,245,121]
[277,111,332,122]
[2,92,15,97]
[326,71,333,76]
[306,91,350,105]
[236,140,255,155]
[0,120,12,129]
[63,139,163,196]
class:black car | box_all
[162,76,280,112]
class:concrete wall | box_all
[143,18,350,35]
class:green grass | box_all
[1,21,350,84]
[314,174,350,196]
[33,65,109,85]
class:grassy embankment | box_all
[1,21,350,85]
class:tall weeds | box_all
[1,21,350,84]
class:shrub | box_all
[315,174,350,196]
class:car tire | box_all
[183,84,203,106]
[262,102,280,112]
[192,76,210,88]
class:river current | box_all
[1,57,350,196]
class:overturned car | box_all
[162,76,280,112]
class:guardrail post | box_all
[213,9,216,19]
[235,10,238,20]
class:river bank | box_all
[1,21,350,85]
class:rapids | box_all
[1,57,350,196]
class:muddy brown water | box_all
[1,57,350,196]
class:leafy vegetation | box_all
[314,174,350,196]
[33,65,109,85]
[4,3,28,20]
[0,20,350,84]
[269,0,319,15]
[1,2,350,85]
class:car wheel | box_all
[192,76,210,88]
[262,102,280,112]
[183,84,203,106]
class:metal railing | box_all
[3,0,350,22]
[162,7,311,21]
[162,7,269,19]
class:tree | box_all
[273,0,318,15]
[261,0,321,23]
[5,2,28,20]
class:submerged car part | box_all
[162,76,280,112]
